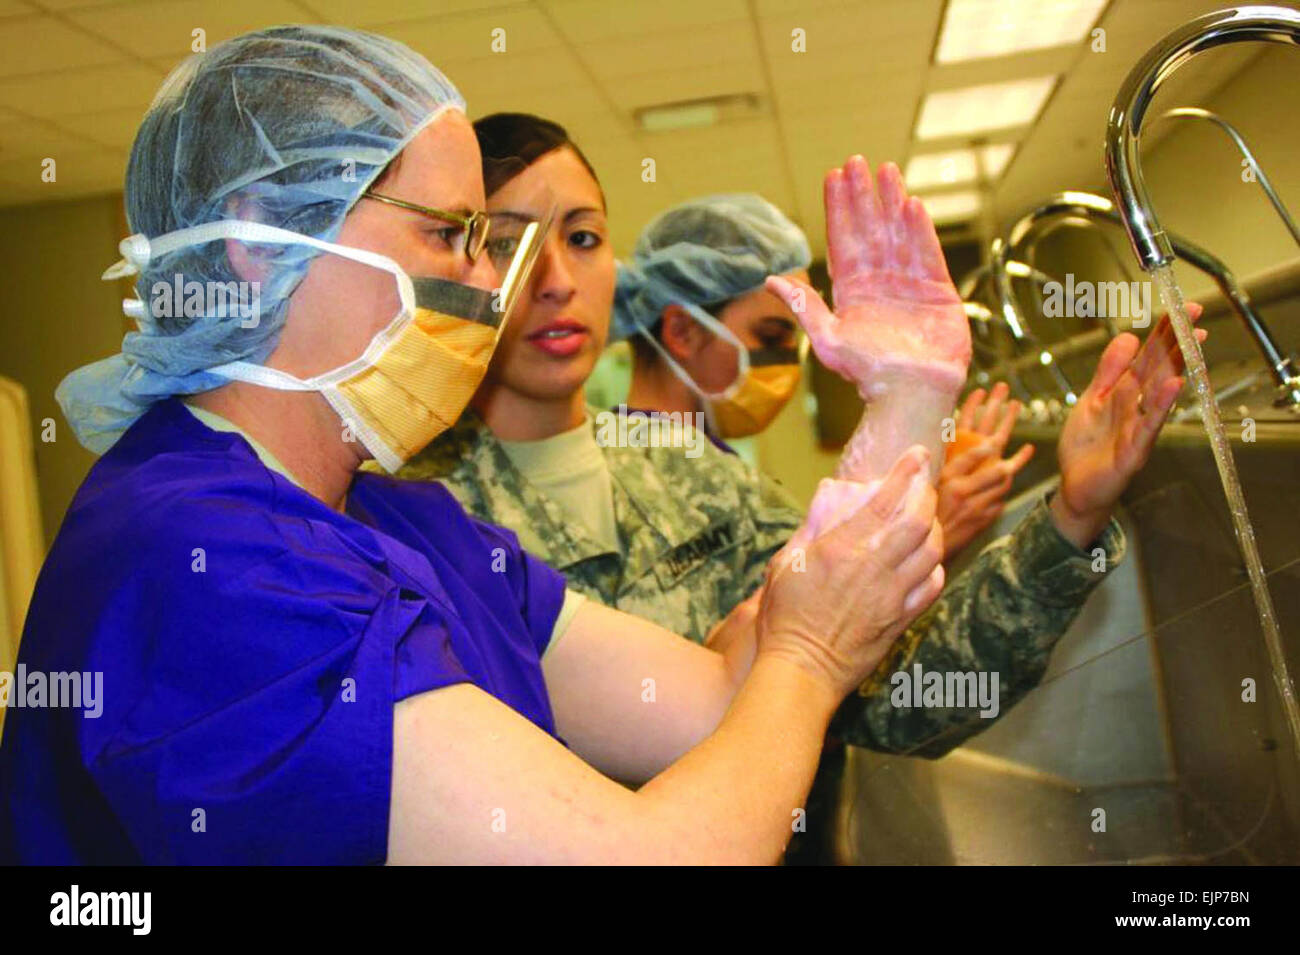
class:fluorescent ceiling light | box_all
[915,75,1056,139]
[920,191,982,224]
[936,0,1108,63]
[639,103,717,132]
[636,93,760,133]
[905,144,1015,190]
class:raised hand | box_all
[766,156,971,398]
[1050,305,1207,547]
[938,383,1036,560]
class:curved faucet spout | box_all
[1003,191,1300,401]
[1104,5,1300,270]
[1151,107,1300,249]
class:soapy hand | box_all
[758,446,945,695]
[766,156,971,398]
[1051,304,1207,547]
[705,471,909,683]
[938,383,1036,560]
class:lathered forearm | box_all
[835,373,959,485]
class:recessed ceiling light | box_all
[635,94,760,133]
[936,0,1108,63]
[905,144,1016,190]
[915,76,1056,139]
[638,103,716,132]
[920,191,982,224]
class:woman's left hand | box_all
[1051,305,1206,548]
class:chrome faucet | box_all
[1104,4,1300,406]
[961,299,1035,402]
[960,253,1079,409]
[1151,107,1300,249]
[1004,191,1278,359]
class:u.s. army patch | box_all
[654,521,741,589]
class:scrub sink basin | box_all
[835,420,1300,864]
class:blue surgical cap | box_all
[611,193,811,343]
[58,24,466,452]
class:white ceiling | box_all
[0,0,1278,258]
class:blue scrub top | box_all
[0,398,566,864]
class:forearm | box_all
[636,654,839,864]
[830,494,1126,756]
[836,374,958,484]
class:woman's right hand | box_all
[937,383,1035,560]
[756,445,944,698]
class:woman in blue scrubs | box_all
[0,25,952,864]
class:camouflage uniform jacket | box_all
[397,408,1126,757]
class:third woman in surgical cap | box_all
[611,192,1036,559]
[615,193,812,447]
[394,111,1196,861]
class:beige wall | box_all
[0,193,126,547]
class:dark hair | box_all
[473,112,603,202]
[628,300,729,365]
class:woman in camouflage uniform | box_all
[396,112,1202,861]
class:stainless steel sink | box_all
[835,422,1300,864]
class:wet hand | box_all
[758,446,945,697]
[1052,304,1207,547]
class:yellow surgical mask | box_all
[212,268,541,472]
[708,349,802,439]
[322,279,510,469]
[634,301,803,440]
[102,215,550,471]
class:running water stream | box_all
[1150,265,1300,763]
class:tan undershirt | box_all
[498,415,621,555]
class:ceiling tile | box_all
[757,0,942,52]
[0,14,123,76]
[541,0,747,43]
[65,0,316,58]
[375,6,566,60]
[0,113,104,161]
[602,61,767,113]
[578,21,756,80]
[441,47,591,111]
[0,60,161,116]
[308,0,529,28]
[56,105,142,149]
[0,0,1285,228]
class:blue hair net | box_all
[58,24,466,452]
[611,193,811,343]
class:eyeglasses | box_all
[361,191,491,263]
